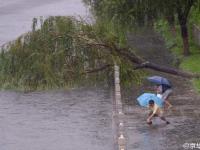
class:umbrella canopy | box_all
[137,93,164,107]
[147,76,171,87]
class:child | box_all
[147,100,170,125]
[155,84,173,109]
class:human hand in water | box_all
[147,118,152,124]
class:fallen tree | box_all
[73,32,200,79]
[0,16,199,90]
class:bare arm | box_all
[147,106,158,122]
[147,113,154,122]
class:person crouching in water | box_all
[147,100,170,125]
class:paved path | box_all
[121,30,200,150]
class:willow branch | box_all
[72,33,200,79]
[83,64,111,74]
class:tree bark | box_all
[177,14,190,56]
[180,22,190,56]
[114,47,200,78]
[83,64,111,74]
[176,0,194,56]
[166,15,176,36]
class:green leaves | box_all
[0,16,112,90]
[0,15,148,90]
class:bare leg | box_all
[162,90,173,109]
[165,100,173,109]
[160,116,170,124]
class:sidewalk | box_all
[122,29,200,150]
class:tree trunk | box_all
[180,23,190,56]
[176,0,194,56]
[166,15,176,36]
[147,14,154,27]
[177,14,190,56]
[76,31,200,79]
[114,47,200,78]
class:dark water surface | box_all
[0,87,113,150]
[0,0,88,46]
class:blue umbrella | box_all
[147,75,171,87]
[137,93,164,107]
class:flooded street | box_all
[121,30,200,150]
[0,87,113,150]
[0,1,200,149]
[123,87,200,150]
[0,1,115,149]
[0,0,88,46]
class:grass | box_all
[180,45,200,92]
[180,54,200,73]
[154,18,200,93]
[177,45,200,93]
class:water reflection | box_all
[0,87,113,150]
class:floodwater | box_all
[122,30,200,150]
[123,86,200,150]
[0,0,88,46]
[0,87,113,150]
[1,1,200,149]
[0,1,115,149]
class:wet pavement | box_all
[121,30,200,150]
[123,88,200,150]
[0,87,113,150]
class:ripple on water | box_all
[0,87,113,150]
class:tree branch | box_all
[83,64,111,74]
[134,61,200,78]
[74,33,200,79]
[116,47,200,78]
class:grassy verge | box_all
[154,17,200,93]
[180,44,200,92]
